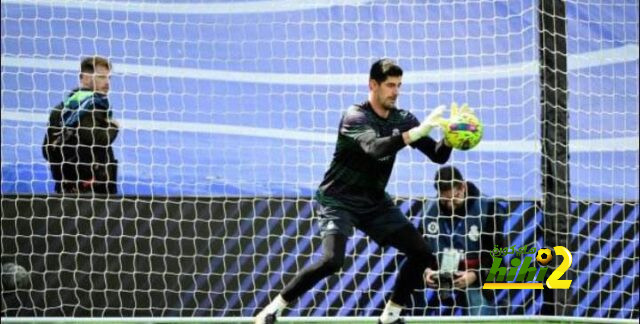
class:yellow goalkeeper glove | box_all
[407,105,447,143]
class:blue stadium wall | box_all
[1,196,637,318]
[1,1,638,201]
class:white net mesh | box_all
[1,0,638,319]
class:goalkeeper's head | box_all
[369,58,403,111]
[434,165,467,211]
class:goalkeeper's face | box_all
[371,76,402,110]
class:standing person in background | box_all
[42,56,119,194]
[255,58,453,324]
[421,165,505,315]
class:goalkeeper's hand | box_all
[441,102,473,146]
[449,102,473,119]
[406,105,448,143]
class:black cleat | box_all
[255,311,277,324]
[377,319,405,324]
[264,313,277,324]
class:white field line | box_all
[0,316,637,323]
[2,110,637,152]
[1,45,638,85]
[0,0,372,14]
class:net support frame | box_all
[538,0,575,316]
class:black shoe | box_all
[255,311,277,324]
[377,319,405,324]
[264,313,277,324]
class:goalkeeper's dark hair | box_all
[434,165,465,192]
[369,58,403,84]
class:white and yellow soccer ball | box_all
[443,103,483,151]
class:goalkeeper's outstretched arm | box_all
[412,136,452,164]
[402,104,452,163]
[352,130,408,159]
[340,109,408,159]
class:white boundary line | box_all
[2,110,638,152]
[0,0,372,14]
[1,45,638,85]
[0,110,334,144]
[0,315,637,323]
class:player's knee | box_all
[320,255,344,274]
[405,241,435,268]
[392,225,434,258]
[406,240,432,259]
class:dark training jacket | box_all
[43,88,119,194]
[316,101,452,212]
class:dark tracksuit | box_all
[280,101,452,306]
[420,181,505,315]
[316,101,451,215]
[43,88,119,194]
[314,100,451,244]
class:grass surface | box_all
[3,317,635,324]
[1,321,624,324]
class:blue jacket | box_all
[421,181,504,288]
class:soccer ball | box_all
[536,248,553,266]
[1,262,30,289]
[444,112,483,150]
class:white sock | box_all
[379,300,402,323]
[262,294,288,316]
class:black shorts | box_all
[316,202,412,245]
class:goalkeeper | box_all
[256,59,452,324]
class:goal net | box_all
[1,0,638,320]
